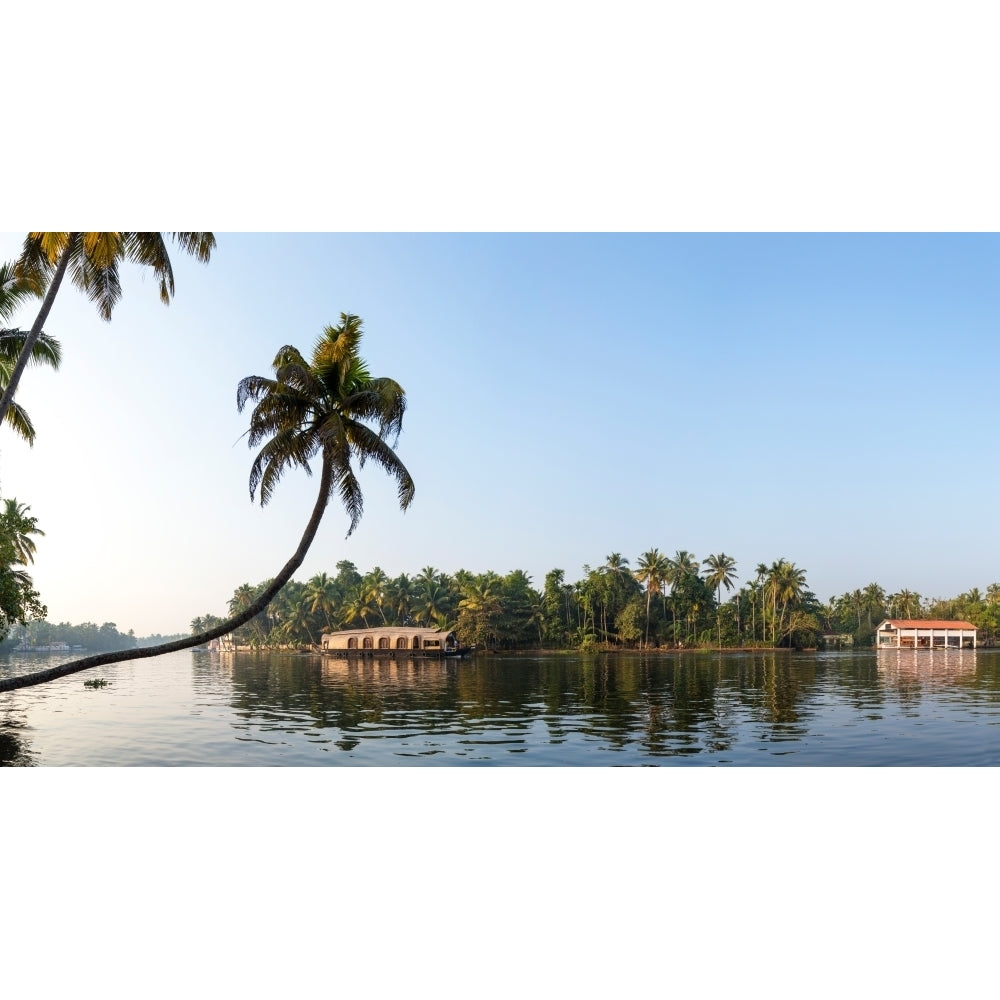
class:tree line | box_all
[193,552,1000,651]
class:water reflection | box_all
[877,647,978,686]
[4,648,1000,764]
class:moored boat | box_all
[320,625,472,657]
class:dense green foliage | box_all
[0,499,47,641]
[0,620,137,652]
[199,554,1000,650]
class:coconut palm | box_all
[769,559,807,644]
[862,582,886,628]
[0,232,215,429]
[0,313,414,692]
[634,547,669,648]
[386,573,415,624]
[362,566,390,623]
[341,584,379,628]
[754,563,768,642]
[0,262,62,445]
[703,552,738,647]
[0,330,62,445]
[0,499,45,565]
[665,551,699,645]
[303,572,338,629]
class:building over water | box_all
[875,619,977,650]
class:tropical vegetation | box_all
[0,232,215,429]
[0,498,47,641]
[0,313,415,691]
[0,261,62,444]
[196,554,1000,652]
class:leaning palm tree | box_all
[0,313,414,692]
[0,232,215,429]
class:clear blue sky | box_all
[1,232,998,634]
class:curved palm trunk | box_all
[0,454,334,692]
[0,237,76,429]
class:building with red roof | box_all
[875,619,977,650]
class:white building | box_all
[875,619,977,650]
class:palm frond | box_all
[237,374,279,413]
[0,330,61,368]
[2,400,35,444]
[24,232,71,267]
[0,262,44,321]
[343,421,415,511]
[123,233,174,305]
[170,232,216,263]
[73,252,123,321]
[81,232,124,272]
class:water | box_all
[2,647,1000,765]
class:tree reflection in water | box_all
[5,648,1000,764]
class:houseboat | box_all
[875,619,977,650]
[320,626,471,657]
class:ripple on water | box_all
[5,648,1000,765]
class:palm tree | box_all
[457,577,502,648]
[0,261,62,445]
[665,551,698,645]
[703,552,737,648]
[413,580,452,626]
[0,329,62,445]
[634,547,669,648]
[0,232,215,429]
[862,582,886,629]
[755,563,768,643]
[303,572,338,630]
[362,566,390,623]
[0,499,45,565]
[0,313,414,692]
[386,573,415,624]
[769,559,807,644]
[341,584,379,628]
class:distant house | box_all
[875,619,977,650]
[820,633,854,648]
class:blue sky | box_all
[1,232,998,634]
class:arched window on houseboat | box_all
[396,637,408,649]
[378,637,390,649]
[363,636,374,649]
[412,636,421,649]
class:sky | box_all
[1,232,998,635]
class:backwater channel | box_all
[2,647,1000,765]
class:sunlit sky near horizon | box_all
[1,232,998,635]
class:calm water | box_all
[2,647,999,765]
